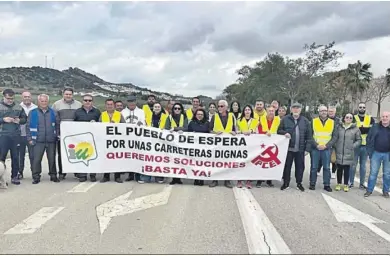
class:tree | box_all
[369,76,390,117]
[345,60,373,109]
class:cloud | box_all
[0,1,390,98]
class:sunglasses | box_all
[174,107,181,110]
[218,105,224,108]
[345,116,353,119]
[84,99,92,102]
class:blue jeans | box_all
[349,146,368,186]
[310,148,331,186]
[367,151,390,193]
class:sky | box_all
[1,1,390,98]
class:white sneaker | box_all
[157,180,164,184]
[331,172,336,179]
[137,180,145,184]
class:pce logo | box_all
[251,144,281,169]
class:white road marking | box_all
[67,182,98,193]
[233,187,292,254]
[4,207,65,235]
[354,177,382,194]
[322,193,390,242]
[96,185,173,235]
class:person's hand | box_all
[266,131,271,137]
[317,145,326,150]
[170,128,175,133]
[137,121,143,126]
[230,131,236,136]
[90,120,96,123]
[13,117,20,124]
[285,133,291,139]
[178,130,183,134]
[243,131,251,136]
[215,131,223,135]
[3,117,14,123]
[28,141,33,145]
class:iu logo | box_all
[251,144,281,169]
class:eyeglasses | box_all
[359,106,365,109]
[218,105,224,108]
[84,99,92,102]
[345,116,353,119]
[174,107,181,110]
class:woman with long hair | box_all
[236,105,259,189]
[208,102,216,122]
[230,101,241,120]
[142,102,167,184]
[165,102,188,185]
[187,108,210,186]
[334,113,361,192]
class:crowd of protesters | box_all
[0,88,388,199]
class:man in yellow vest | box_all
[142,94,156,124]
[99,99,125,183]
[186,97,200,120]
[350,102,375,188]
[256,106,281,187]
[253,99,266,120]
[208,100,236,188]
[310,105,338,192]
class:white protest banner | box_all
[60,122,289,180]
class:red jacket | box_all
[258,119,273,134]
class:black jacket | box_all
[277,114,312,152]
[188,120,210,133]
[74,107,101,122]
[0,101,27,136]
[366,122,390,157]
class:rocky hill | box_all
[0,66,212,102]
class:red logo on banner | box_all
[251,144,281,169]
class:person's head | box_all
[290,103,302,118]
[255,99,264,111]
[381,111,390,126]
[343,113,354,125]
[127,96,137,110]
[21,91,32,105]
[271,100,279,110]
[105,98,115,112]
[147,95,156,105]
[172,102,185,116]
[266,106,276,118]
[153,102,162,114]
[241,105,254,119]
[167,100,175,112]
[218,100,228,114]
[193,108,207,122]
[192,97,200,109]
[208,102,216,114]
[357,102,366,115]
[199,103,205,110]
[279,106,287,117]
[230,101,241,113]
[82,94,93,109]
[37,94,49,109]
[63,88,74,102]
[318,105,328,119]
[115,101,124,112]
[328,106,336,118]
[2,89,15,105]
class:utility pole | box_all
[45,55,47,68]
[52,57,55,69]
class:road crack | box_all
[367,199,390,215]
[261,230,271,254]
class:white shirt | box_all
[121,107,146,125]
[20,102,38,136]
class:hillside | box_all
[0,66,212,103]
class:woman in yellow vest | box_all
[236,105,259,189]
[164,102,188,185]
[99,99,125,183]
[230,101,242,120]
[142,102,167,184]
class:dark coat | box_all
[187,120,210,133]
[0,101,27,136]
[277,114,312,152]
[26,108,60,143]
[366,122,390,157]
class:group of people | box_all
[0,88,388,199]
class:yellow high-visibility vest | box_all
[237,118,259,133]
[260,115,280,134]
[143,104,152,121]
[213,113,234,133]
[101,111,122,123]
[186,109,195,120]
[254,110,266,121]
[146,112,168,129]
[169,114,184,128]
[313,117,334,146]
[354,114,371,145]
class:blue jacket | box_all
[366,122,390,157]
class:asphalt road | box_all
[0,156,389,254]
